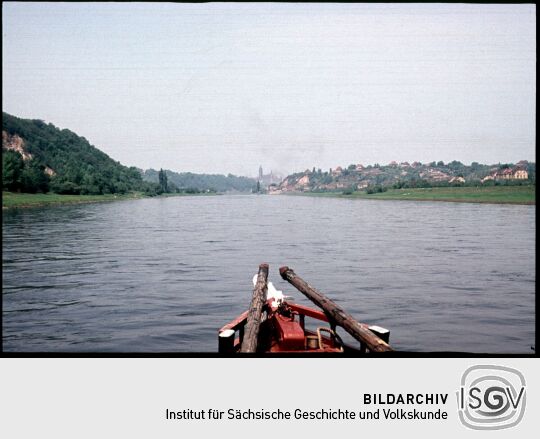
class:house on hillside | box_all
[268,185,282,195]
[332,166,343,176]
[297,175,310,187]
[483,167,528,183]
[514,169,528,179]
[420,168,451,182]
[490,167,528,181]
[495,168,514,180]
[357,181,369,189]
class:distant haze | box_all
[2,3,536,177]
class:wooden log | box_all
[240,263,269,353]
[279,266,393,352]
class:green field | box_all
[2,191,222,209]
[2,191,148,209]
[292,186,536,205]
[2,192,224,209]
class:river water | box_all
[2,195,535,353]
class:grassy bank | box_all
[2,190,222,209]
[289,186,535,205]
[2,191,148,209]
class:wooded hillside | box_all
[2,113,158,195]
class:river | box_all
[2,195,535,353]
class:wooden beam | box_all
[279,266,393,352]
[218,329,235,354]
[240,263,269,353]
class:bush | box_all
[52,181,80,195]
[366,185,387,194]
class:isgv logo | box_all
[457,365,526,430]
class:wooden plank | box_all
[240,263,269,353]
[279,266,393,352]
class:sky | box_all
[2,3,536,177]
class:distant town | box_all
[257,166,283,187]
[258,160,535,195]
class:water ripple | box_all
[2,195,535,353]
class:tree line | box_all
[142,169,255,193]
[3,113,257,196]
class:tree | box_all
[448,160,463,171]
[2,150,25,191]
[21,160,49,193]
[158,168,168,193]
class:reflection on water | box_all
[2,195,535,353]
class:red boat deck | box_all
[219,264,392,354]
[219,300,368,353]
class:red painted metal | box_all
[219,297,360,353]
[271,312,305,350]
[287,303,328,322]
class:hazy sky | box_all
[2,3,536,177]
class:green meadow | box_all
[2,191,223,209]
[294,186,535,205]
[2,192,146,209]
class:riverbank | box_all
[2,191,219,209]
[2,191,145,209]
[286,186,535,205]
